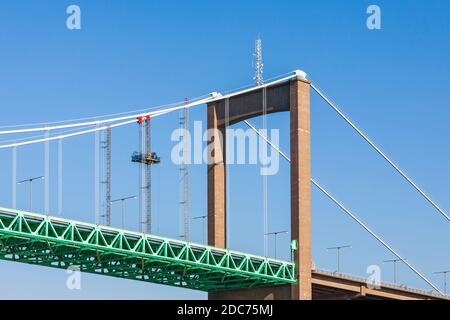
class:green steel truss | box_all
[0,207,295,291]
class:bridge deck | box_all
[312,270,447,300]
[0,207,295,292]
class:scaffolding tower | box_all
[145,117,151,234]
[253,36,264,86]
[133,116,159,234]
[101,127,112,226]
[179,99,189,241]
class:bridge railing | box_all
[314,268,447,299]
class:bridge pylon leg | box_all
[207,76,311,300]
[207,101,227,249]
[290,78,312,300]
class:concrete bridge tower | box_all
[207,71,312,300]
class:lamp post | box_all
[111,195,136,229]
[192,215,207,244]
[383,258,407,284]
[265,230,288,259]
[327,245,351,273]
[434,270,450,295]
[18,176,44,212]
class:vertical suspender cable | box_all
[12,146,17,209]
[57,138,63,215]
[145,117,151,234]
[183,100,189,240]
[178,110,183,238]
[225,98,230,248]
[310,178,441,293]
[94,126,100,224]
[105,127,112,226]
[44,130,50,214]
[262,87,269,257]
[243,119,442,294]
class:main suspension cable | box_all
[0,101,208,149]
[0,72,298,136]
[310,81,450,223]
[243,119,443,294]
[0,96,214,136]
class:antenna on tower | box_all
[253,35,268,256]
[253,36,264,85]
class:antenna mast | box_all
[254,36,268,256]
[253,36,264,86]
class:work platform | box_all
[131,151,161,165]
[0,207,295,292]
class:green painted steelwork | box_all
[0,207,295,291]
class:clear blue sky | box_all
[0,0,449,299]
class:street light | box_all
[110,195,136,229]
[17,176,44,212]
[383,258,407,284]
[327,245,351,273]
[434,270,450,295]
[265,230,288,259]
[192,215,207,244]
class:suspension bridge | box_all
[0,70,448,300]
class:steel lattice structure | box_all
[0,207,295,291]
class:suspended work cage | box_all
[131,151,161,165]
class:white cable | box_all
[310,81,450,223]
[0,119,135,149]
[244,119,443,294]
[0,96,213,136]
[0,105,196,149]
[0,73,297,136]
[12,147,17,209]
[57,138,63,215]
[243,120,290,161]
[0,95,209,130]
[0,73,300,149]
[0,109,184,146]
[310,178,442,294]
[44,130,50,215]
[94,127,100,224]
[262,88,269,257]
[0,125,95,145]
[219,71,296,97]
[217,73,297,101]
